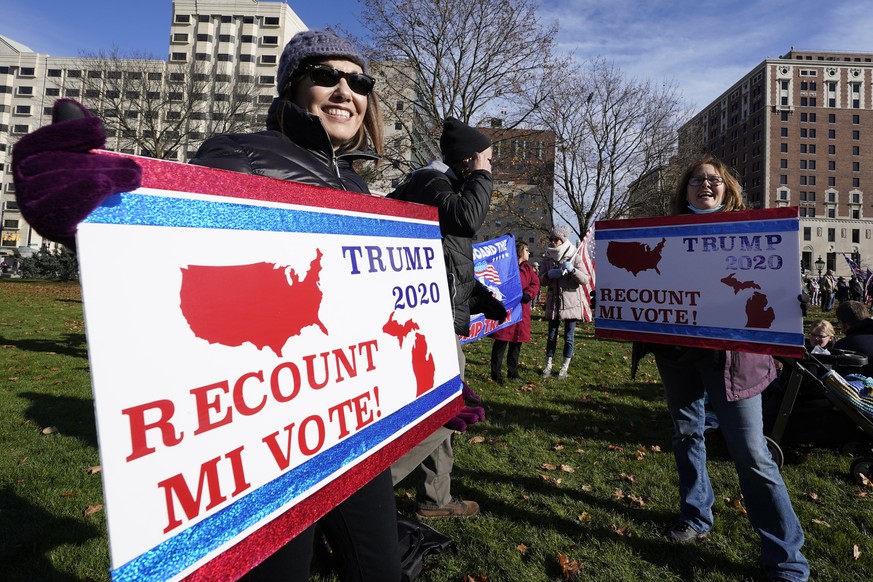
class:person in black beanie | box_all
[388,117,505,518]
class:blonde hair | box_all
[672,155,745,215]
[809,320,835,339]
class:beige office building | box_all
[680,49,873,277]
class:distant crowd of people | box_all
[805,270,868,312]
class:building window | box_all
[17,86,33,95]
[219,34,235,43]
[175,14,190,24]
[12,124,29,134]
[780,143,788,152]
[264,17,280,26]
[780,175,788,185]
[853,162,861,171]
[259,75,275,85]
[262,36,279,46]
[394,122,402,130]
[781,127,788,137]
[853,146,860,156]
[829,113,836,123]
[828,145,836,154]
[853,229,861,244]
[47,69,62,77]
[217,54,233,62]
[396,101,404,111]
[828,177,836,186]
[45,87,60,96]
[853,114,860,124]
[780,159,788,168]
[171,53,187,62]
[853,178,861,187]
[803,227,811,241]
[853,208,860,219]
[260,55,277,65]
[828,129,836,138]
[829,161,836,171]
[827,228,836,242]
[195,53,211,62]
[173,33,188,42]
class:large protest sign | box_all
[75,155,463,581]
[460,234,523,343]
[593,208,804,358]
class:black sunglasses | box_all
[301,64,375,96]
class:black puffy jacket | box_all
[190,97,377,192]
[388,161,492,335]
[834,318,873,378]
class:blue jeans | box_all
[546,319,576,359]
[655,354,809,582]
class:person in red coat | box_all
[490,240,541,383]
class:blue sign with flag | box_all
[460,234,523,343]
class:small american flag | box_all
[475,263,502,285]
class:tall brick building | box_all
[679,49,873,276]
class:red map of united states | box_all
[179,250,327,356]
[606,238,667,276]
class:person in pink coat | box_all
[490,240,541,383]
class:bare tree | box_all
[72,49,262,160]
[530,57,690,239]
[359,0,564,175]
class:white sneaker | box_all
[558,367,569,379]
[542,367,552,378]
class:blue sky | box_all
[2,0,871,111]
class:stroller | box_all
[766,349,873,483]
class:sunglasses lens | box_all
[309,67,341,88]
[347,74,375,95]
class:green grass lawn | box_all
[2,280,871,581]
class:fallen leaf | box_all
[556,552,581,579]
[463,575,487,582]
[627,494,645,507]
[84,504,103,517]
[650,445,662,453]
[607,444,624,452]
[581,484,593,492]
[613,525,632,537]
[18,457,28,465]
[41,426,59,435]
[612,488,624,499]
[619,472,637,484]
[541,463,557,471]
[811,518,831,528]
[635,450,646,461]
[87,465,102,475]
[60,492,77,498]
[805,492,821,503]
[539,474,551,481]
[853,544,861,560]
[516,543,528,554]
[559,464,575,473]
[578,512,591,522]
[554,478,562,485]
[553,443,565,451]
[858,472,873,490]
[467,436,485,444]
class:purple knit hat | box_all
[276,29,367,94]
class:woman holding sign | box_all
[635,156,809,582]
[13,30,400,582]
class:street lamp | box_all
[815,255,825,277]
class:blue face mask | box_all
[688,203,724,214]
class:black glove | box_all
[12,99,142,249]
[521,293,532,304]
[479,293,507,323]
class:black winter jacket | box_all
[834,317,873,378]
[388,161,492,335]
[190,98,377,192]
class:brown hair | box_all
[672,155,745,215]
[835,300,870,328]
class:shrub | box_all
[18,245,79,281]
